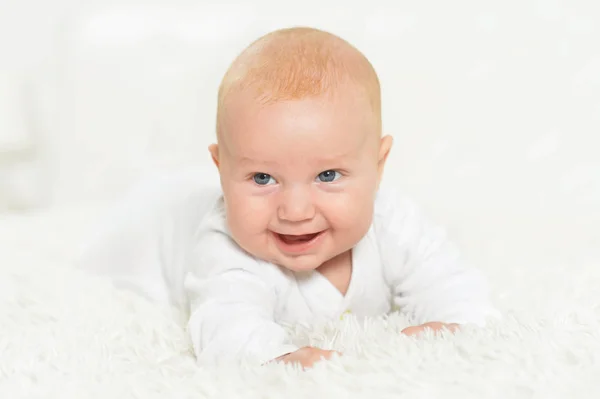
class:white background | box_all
[0,0,598,284]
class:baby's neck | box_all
[317,250,353,296]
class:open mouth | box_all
[272,230,325,253]
[277,232,321,245]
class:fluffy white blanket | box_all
[1,204,599,399]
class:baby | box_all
[79,27,497,369]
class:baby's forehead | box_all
[223,106,376,170]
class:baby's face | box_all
[212,92,389,272]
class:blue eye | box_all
[253,173,276,185]
[317,170,341,183]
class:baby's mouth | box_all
[277,232,321,245]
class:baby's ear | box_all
[377,135,393,183]
[208,144,220,169]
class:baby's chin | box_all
[274,254,325,273]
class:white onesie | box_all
[78,170,497,366]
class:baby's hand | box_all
[277,347,339,369]
[401,322,460,336]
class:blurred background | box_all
[0,0,598,289]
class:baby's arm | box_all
[374,189,499,329]
[187,228,338,367]
[186,227,309,366]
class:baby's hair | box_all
[216,27,381,138]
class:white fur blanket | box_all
[1,204,599,399]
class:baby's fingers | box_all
[401,322,459,336]
[401,325,424,336]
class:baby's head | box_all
[210,27,393,272]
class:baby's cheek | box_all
[225,200,270,256]
[327,191,372,228]
[233,198,268,226]
[225,189,266,231]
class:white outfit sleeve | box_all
[374,189,500,326]
[186,221,298,366]
[77,171,298,365]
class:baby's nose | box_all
[277,187,315,222]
